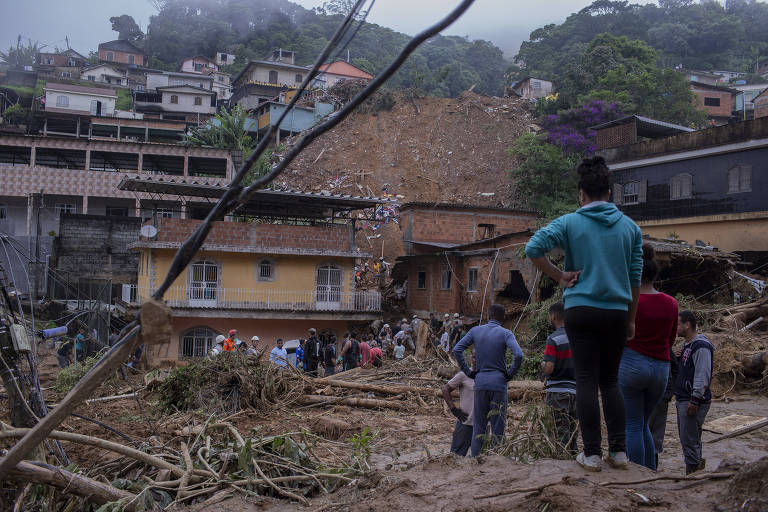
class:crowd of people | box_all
[441,156,714,475]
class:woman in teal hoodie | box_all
[525,156,642,472]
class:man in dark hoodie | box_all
[304,328,323,377]
[674,310,714,475]
[525,156,643,472]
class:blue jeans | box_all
[618,348,669,470]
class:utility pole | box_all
[29,192,42,300]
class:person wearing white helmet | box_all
[210,334,226,357]
[246,336,260,356]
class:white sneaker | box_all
[576,452,602,472]
[605,451,628,469]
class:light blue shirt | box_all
[269,346,287,367]
[453,320,523,392]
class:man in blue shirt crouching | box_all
[453,303,524,457]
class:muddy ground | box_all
[3,342,766,512]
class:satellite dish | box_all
[140,225,158,238]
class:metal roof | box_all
[118,177,395,218]
[400,202,538,215]
[590,115,694,138]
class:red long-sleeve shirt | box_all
[627,292,678,361]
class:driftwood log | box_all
[739,351,768,379]
[299,395,408,410]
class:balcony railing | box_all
[132,286,381,312]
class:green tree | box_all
[506,133,579,218]
[110,15,144,43]
[0,36,40,67]
[1,104,29,125]
[321,0,357,16]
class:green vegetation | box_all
[1,103,29,125]
[517,0,768,80]
[143,0,507,97]
[54,352,113,393]
[115,89,132,110]
[506,133,579,219]
[0,37,41,67]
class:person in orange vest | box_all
[223,329,239,352]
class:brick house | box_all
[122,180,390,365]
[592,115,694,151]
[396,203,539,319]
[35,49,88,80]
[690,81,737,126]
[98,40,148,67]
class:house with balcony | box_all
[231,50,314,110]
[120,178,389,363]
[82,64,129,87]
[136,71,217,123]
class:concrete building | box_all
[250,99,334,143]
[145,71,214,91]
[35,49,88,80]
[207,70,232,101]
[179,56,218,74]
[510,77,553,101]
[396,203,539,318]
[0,133,233,239]
[98,40,148,67]
[733,83,768,121]
[232,50,310,91]
[136,71,217,123]
[43,82,117,117]
[215,52,236,67]
[82,64,129,87]
[599,116,768,255]
[120,179,389,363]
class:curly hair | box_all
[576,156,611,199]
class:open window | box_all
[440,266,452,290]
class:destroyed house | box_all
[600,116,768,255]
[120,178,391,363]
[397,203,539,319]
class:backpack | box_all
[349,339,360,361]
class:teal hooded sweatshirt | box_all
[525,203,643,311]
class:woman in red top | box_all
[618,244,678,470]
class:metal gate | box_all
[188,261,218,307]
[315,265,341,310]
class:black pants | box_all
[450,420,473,456]
[565,306,627,457]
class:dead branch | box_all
[706,418,768,443]
[6,460,136,509]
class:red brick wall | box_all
[405,232,537,317]
[99,48,147,66]
[156,218,352,252]
[596,121,636,150]
[755,95,768,119]
[692,89,733,118]
[401,207,536,249]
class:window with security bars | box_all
[728,164,752,193]
[156,208,174,218]
[623,182,639,205]
[441,266,452,290]
[417,270,427,289]
[181,327,216,358]
[189,261,218,303]
[55,203,75,215]
[467,268,479,292]
[670,174,692,200]
[258,260,275,281]
[316,265,341,303]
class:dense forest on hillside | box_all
[144,0,508,97]
[516,0,768,82]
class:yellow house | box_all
[123,180,387,364]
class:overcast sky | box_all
[2,0,660,59]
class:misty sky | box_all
[2,0,660,59]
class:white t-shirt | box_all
[440,332,449,351]
[447,371,475,426]
[393,344,405,359]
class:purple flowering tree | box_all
[540,100,623,155]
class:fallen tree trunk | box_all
[0,427,187,479]
[740,351,768,379]
[6,460,136,509]
[312,376,543,400]
[299,395,408,410]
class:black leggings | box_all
[565,306,628,457]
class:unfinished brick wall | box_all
[155,218,353,252]
[401,206,536,253]
[755,95,768,119]
[692,88,733,119]
[596,121,636,150]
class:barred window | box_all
[467,268,479,292]
[258,259,275,281]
